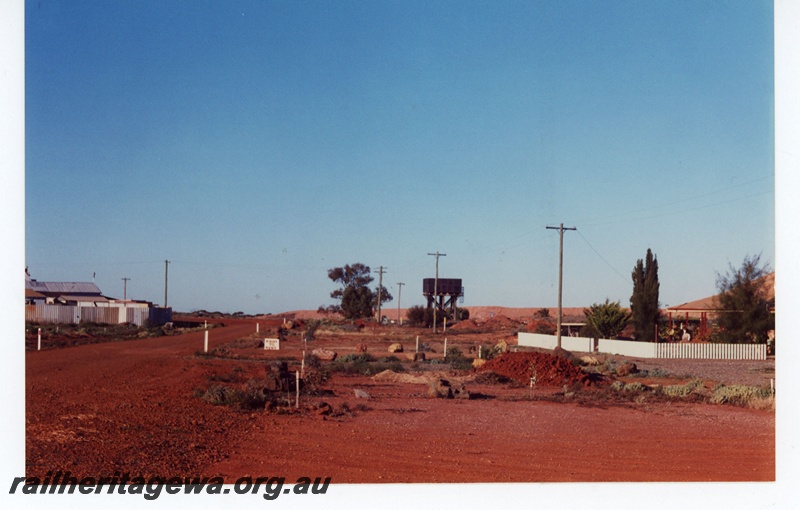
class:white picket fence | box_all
[517,332,767,360]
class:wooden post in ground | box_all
[38,328,41,351]
[204,330,209,353]
[416,336,419,353]
[295,371,300,409]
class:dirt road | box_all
[25,319,774,482]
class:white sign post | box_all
[204,330,209,353]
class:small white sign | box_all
[263,338,280,350]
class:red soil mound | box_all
[482,314,521,329]
[450,319,480,330]
[477,351,591,387]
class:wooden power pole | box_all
[427,251,446,333]
[396,282,404,324]
[121,277,131,301]
[164,259,170,308]
[374,266,387,322]
[546,223,576,348]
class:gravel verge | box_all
[616,356,776,387]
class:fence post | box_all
[204,330,209,353]
[38,328,42,351]
[295,371,300,409]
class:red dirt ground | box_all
[25,317,774,483]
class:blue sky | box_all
[24,0,775,315]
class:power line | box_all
[571,178,773,227]
[575,230,629,282]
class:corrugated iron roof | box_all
[25,288,46,298]
[25,280,103,295]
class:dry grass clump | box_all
[659,379,704,397]
[710,384,774,408]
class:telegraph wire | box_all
[569,174,772,227]
[576,229,629,283]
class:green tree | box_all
[326,263,392,320]
[630,248,660,341]
[713,254,774,344]
[406,305,427,326]
[583,299,630,339]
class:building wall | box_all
[25,305,172,326]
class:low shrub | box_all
[338,353,376,363]
[622,381,646,392]
[201,384,243,407]
[711,385,773,406]
[659,379,704,397]
[329,353,404,376]
[445,347,473,371]
[629,367,671,379]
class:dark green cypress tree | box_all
[630,249,660,341]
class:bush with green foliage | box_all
[713,254,774,344]
[405,306,449,327]
[445,347,473,371]
[583,299,630,339]
[406,305,427,326]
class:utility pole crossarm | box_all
[545,224,576,349]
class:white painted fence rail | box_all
[517,332,767,360]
